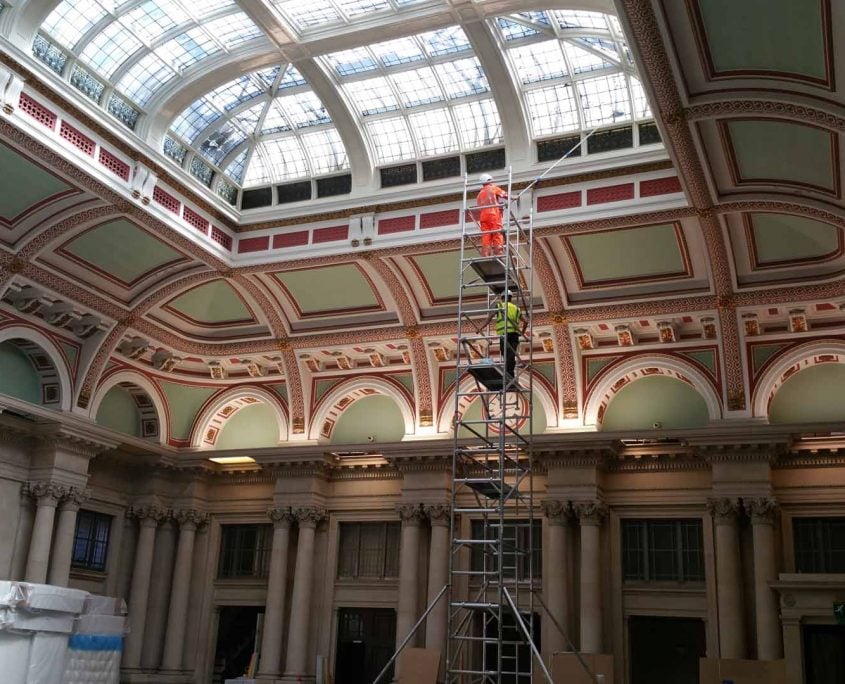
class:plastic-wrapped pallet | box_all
[61,593,126,684]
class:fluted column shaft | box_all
[575,502,606,654]
[48,488,88,586]
[542,501,571,656]
[749,498,782,660]
[424,505,450,656]
[25,483,63,583]
[259,508,294,677]
[396,503,424,673]
[284,507,326,677]
[124,507,164,669]
[709,498,746,659]
[162,511,205,670]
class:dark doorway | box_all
[481,611,540,684]
[335,608,396,684]
[629,616,705,684]
[212,606,263,684]
[804,624,845,684]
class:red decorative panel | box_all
[816,303,836,311]
[312,225,348,243]
[238,236,269,253]
[98,148,130,181]
[19,93,57,130]
[537,191,582,212]
[211,226,232,250]
[586,183,635,205]
[152,186,180,214]
[640,176,683,197]
[59,121,95,156]
[183,206,209,234]
[273,231,309,248]
[420,209,459,229]
[378,216,416,235]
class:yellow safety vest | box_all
[495,301,521,335]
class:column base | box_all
[120,668,193,683]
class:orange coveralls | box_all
[476,183,508,255]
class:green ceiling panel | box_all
[314,377,342,406]
[769,364,845,424]
[750,213,840,264]
[215,403,280,450]
[457,391,547,438]
[58,342,79,375]
[95,385,140,437]
[331,395,405,444]
[586,356,621,385]
[158,381,217,440]
[568,224,684,283]
[267,383,287,403]
[411,251,485,300]
[167,280,253,324]
[751,343,789,376]
[64,219,184,285]
[0,342,41,404]
[533,361,557,388]
[440,368,458,399]
[394,373,415,397]
[727,120,835,191]
[678,349,717,375]
[274,264,378,314]
[601,376,709,431]
[695,0,827,80]
[0,143,71,220]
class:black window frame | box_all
[218,523,273,579]
[337,521,401,580]
[71,509,113,572]
[793,517,845,573]
[621,518,705,583]
[470,519,542,581]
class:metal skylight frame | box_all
[268,0,428,36]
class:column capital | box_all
[542,499,573,525]
[28,481,65,506]
[174,508,208,530]
[423,503,451,527]
[573,501,607,526]
[268,507,295,529]
[396,503,425,526]
[293,506,327,529]
[129,504,168,527]
[747,497,780,525]
[707,497,741,525]
[59,486,89,512]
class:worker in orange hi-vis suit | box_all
[476,173,509,256]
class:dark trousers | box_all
[500,332,520,378]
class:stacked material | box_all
[0,582,125,684]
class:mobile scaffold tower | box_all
[446,167,548,684]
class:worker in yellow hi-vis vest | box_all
[482,291,527,380]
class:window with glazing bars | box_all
[470,519,541,580]
[218,524,273,579]
[622,519,704,582]
[337,522,400,579]
[71,510,112,572]
[793,518,845,573]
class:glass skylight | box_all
[492,9,651,138]
[270,0,424,35]
[327,26,499,166]
[167,64,348,188]
[38,0,266,116]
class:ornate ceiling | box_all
[1,0,845,452]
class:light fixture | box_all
[208,456,256,464]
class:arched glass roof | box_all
[27,2,655,202]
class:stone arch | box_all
[436,370,558,434]
[309,376,415,443]
[584,354,722,428]
[191,386,288,449]
[90,370,168,443]
[0,325,72,410]
[752,340,845,418]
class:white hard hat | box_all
[479,173,494,184]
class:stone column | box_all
[161,510,206,671]
[708,498,746,659]
[395,502,424,674]
[259,508,294,678]
[423,504,450,657]
[25,482,64,583]
[574,501,607,654]
[123,505,165,669]
[11,483,36,581]
[284,507,326,678]
[48,487,88,586]
[542,500,571,656]
[748,498,782,660]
